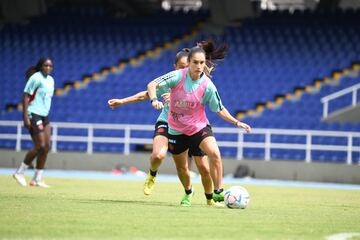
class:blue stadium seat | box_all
[1,7,359,159]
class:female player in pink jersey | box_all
[147,40,251,206]
[108,48,222,206]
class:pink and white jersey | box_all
[169,68,210,136]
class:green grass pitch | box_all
[0,175,359,240]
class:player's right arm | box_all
[108,91,149,109]
[22,93,31,129]
[147,70,180,110]
[23,76,38,129]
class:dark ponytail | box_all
[188,40,228,77]
[25,57,52,81]
[25,66,38,81]
[197,40,228,63]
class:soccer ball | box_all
[224,186,250,209]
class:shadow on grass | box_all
[76,198,178,207]
[75,199,222,209]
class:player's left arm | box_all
[204,82,251,133]
[217,107,251,133]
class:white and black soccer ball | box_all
[224,186,250,209]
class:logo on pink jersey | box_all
[174,100,196,109]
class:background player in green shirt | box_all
[13,58,55,188]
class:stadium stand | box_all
[0,6,359,162]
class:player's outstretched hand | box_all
[108,99,123,109]
[235,121,251,133]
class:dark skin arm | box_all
[22,93,31,129]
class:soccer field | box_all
[1,175,359,240]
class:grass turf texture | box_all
[0,175,359,240]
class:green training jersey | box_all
[24,71,54,117]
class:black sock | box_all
[205,193,213,200]
[214,188,224,194]
[185,188,192,195]
[149,169,157,177]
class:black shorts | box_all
[29,112,50,135]
[153,121,205,156]
[153,121,169,138]
[168,125,213,156]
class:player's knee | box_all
[44,144,50,153]
[151,151,166,162]
[207,150,221,162]
[37,145,48,155]
[176,165,188,175]
[34,144,42,152]
[197,164,210,176]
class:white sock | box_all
[33,169,44,182]
[16,162,29,174]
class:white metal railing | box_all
[0,121,359,165]
[321,82,360,118]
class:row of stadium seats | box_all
[0,6,208,110]
[0,7,359,162]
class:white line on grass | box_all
[326,232,360,240]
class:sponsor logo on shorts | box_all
[157,128,166,133]
[36,120,44,130]
[168,139,176,144]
